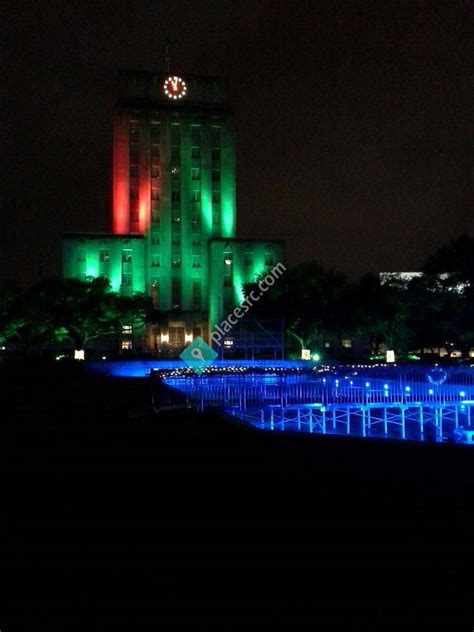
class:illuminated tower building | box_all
[63,70,284,352]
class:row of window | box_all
[91,249,275,266]
[128,188,222,204]
[150,255,202,267]
[129,122,220,143]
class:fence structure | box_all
[159,365,474,443]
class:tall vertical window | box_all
[151,278,159,307]
[191,125,201,160]
[129,120,140,230]
[244,247,253,266]
[150,122,161,218]
[211,126,221,149]
[192,280,201,308]
[150,122,160,149]
[171,123,181,166]
[172,278,181,309]
[122,249,132,263]
[212,164,221,234]
[265,245,274,266]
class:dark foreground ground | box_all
[1,362,473,629]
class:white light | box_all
[460,391,466,398]
[224,258,232,265]
[74,349,85,361]
[386,350,395,363]
[301,349,310,361]
[161,334,169,343]
[185,333,193,343]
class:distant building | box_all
[379,272,422,285]
[63,71,284,352]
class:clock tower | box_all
[63,70,284,353]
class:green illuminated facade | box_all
[63,70,284,352]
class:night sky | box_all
[3,0,472,286]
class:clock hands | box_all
[164,76,186,98]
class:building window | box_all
[211,126,220,147]
[129,122,139,143]
[151,232,160,245]
[192,255,201,268]
[191,125,200,145]
[122,273,132,286]
[99,249,110,262]
[151,254,161,267]
[212,169,220,183]
[121,340,133,350]
[191,147,200,160]
[151,209,160,224]
[122,325,133,334]
[129,165,138,178]
[172,233,181,246]
[172,191,181,202]
[76,249,86,263]
[122,249,132,263]
[172,258,181,268]
[191,213,200,225]
[212,192,221,204]
[244,248,253,266]
[151,278,159,307]
[169,326,184,346]
[191,190,200,203]
[211,147,220,163]
[151,166,160,179]
[172,211,181,223]
[342,339,352,348]
[192,238,201,247]
[192,281,201,308]
[130,208,139,222]
[171,279,181,309]
[150,122,160,144]
[151,188,160,201]
[212,211,220,225]
[264,244,275,266]
[191,168,200,180]
[170,124,180,146]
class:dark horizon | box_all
[3,0,472,287]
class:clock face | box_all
[164,76,187,100]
